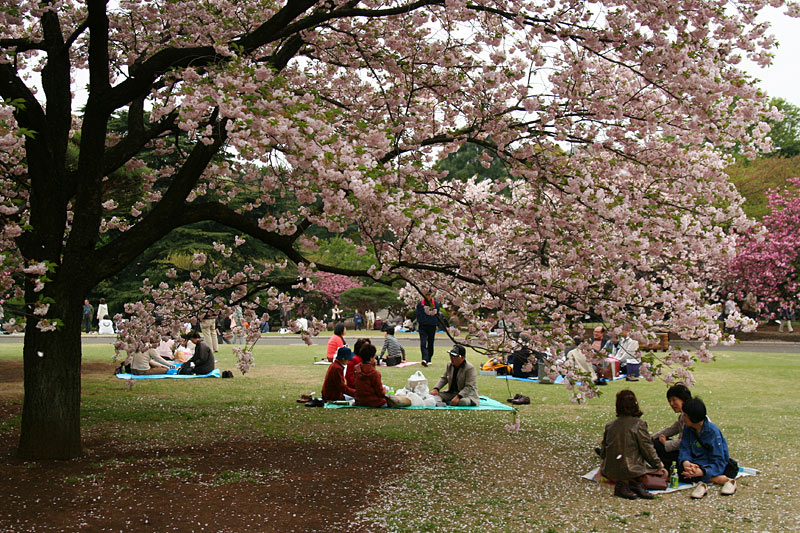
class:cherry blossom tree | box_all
[1,0,794,459]
[729,177,800,304]
[313,271,363,305]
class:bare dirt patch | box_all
[0,435,417,532]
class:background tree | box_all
[0,0,790,459]
[767,98,800,158]
[339,286,401,317]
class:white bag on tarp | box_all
[422,395,436,407]
[407,370,428,393]
[405,391,424,406]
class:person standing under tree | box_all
[416,289,441,366]
[81,299,94,333]
[95,298,108,328]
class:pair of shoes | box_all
[297,394,312,403]
[594,446,602,457]
[630,481,655,500]
[507,393,523,403]
[614,481,638,500]
[304,398,324,407]
[721,479,737,495]
[594,378,607,386]
[691,482,708,499]
[511,395,530,405]
[421,360,429,367]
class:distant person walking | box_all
[416,289,441,366]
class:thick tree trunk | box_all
[17,287,84,460]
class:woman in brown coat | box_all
[600,389,667,499]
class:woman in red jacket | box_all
[345,338,370,389]
[322,347,356,402]
[354,344,389,407]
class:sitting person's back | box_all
[353,345,388,407]
[129,348,175,375]
[600,389,665,499]
[98,315,115,335]
[379,327,405,366]
[326,324,346,362]
[322,347,356,402]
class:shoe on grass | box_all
[613,481,637,500]
[690,482,707,499]
[721,479,737,496]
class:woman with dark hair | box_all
[345,338,370,389]
[651,384,692,472]
[326,323,346,362]
[600,390,666,499]
[353,344,389,407]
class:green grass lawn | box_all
[1,341,798,531]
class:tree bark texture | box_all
[17,286,84,460]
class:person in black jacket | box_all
[179,332,215,375]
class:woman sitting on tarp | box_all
[322,347,356,402]
[129,348,177,375]
[345,338,370,389]
[326,323,346,362]
[353,344,405,408]
[600,390,666,499]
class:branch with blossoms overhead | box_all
[1,0,798,463]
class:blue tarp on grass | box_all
[324,395,514,411]
[115,369,221,379]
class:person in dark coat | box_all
[416,289,441,365]
[179,331,215,375]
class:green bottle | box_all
[670,461,679,489]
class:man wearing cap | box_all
[178,331,215,375]
[322,346,356,402]
[431,344,479,406]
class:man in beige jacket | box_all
[431,344,479,406]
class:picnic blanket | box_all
[497,374,628,385]
[313,360,332,365]
[324,395,514,411]
[115,369,222,379]
[581,465,758,494]
[395,360,421,368]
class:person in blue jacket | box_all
[679,397,738,498]
[415,289,441,366]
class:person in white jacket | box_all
[96,298,109,325]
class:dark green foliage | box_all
[339,286,401,313]
[767,98,800,157]
[436,141,508,182]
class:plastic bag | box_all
[407,370,427,393]
[422,395,436,407]
[405,391,424,406]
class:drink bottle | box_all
[670,461,679,489]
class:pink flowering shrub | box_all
[729,178,800,304]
